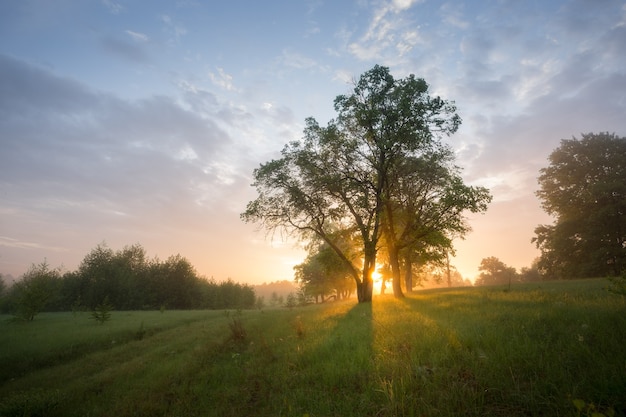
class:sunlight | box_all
[371,267,385,294]
[371,269,382,281]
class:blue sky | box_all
[1,0,625,284]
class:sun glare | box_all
[372,269,382,281]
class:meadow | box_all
[0,279,624,416]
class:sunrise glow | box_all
[0,2,623,286]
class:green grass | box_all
[0,279,624,416]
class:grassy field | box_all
[1,279,624,416]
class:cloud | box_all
[102,0,124,14]
[347,0,424,63]
[125,30,149,42]
[0,54,243,237]
[208,67,236,91]
[0,236,65,252]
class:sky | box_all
[1,0,625,284]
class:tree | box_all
[520,258,542,282]
[242,65,467,303]
[534,133,626,278]
[474,257,518,287]
[75,242,116,308]
[11,261,61,321]
[294,239,355,302]
[382,152,491,296]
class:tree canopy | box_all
[534,132,626,278]
[242,65,491,302]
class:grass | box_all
[0,279,624,416]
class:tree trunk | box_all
[388,245,405,298]
[446,251,452,288]
[356,249,375,302]
[404,255,413,293]
[356,280,373,302]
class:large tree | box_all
[534,133,626,278]
[242,65,464,302]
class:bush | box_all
[11,261,61,321]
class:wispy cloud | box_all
[347,0,423,62]
[208,67,236,91]
[102,0,124,14]
[125,30,149,42]
[0,236,65,252]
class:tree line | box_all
[0,243,256,320]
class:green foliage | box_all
[1,279,624,416]
[0,274,6,298]
[11,261,61,321]
[90,297,113,324]
[534,132,626,278]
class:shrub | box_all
[90,297,113,324]
[12,261,61,321]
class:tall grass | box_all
[0,279,624,416]
[0,310,219,384]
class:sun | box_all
[372,269,382,281]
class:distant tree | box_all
[519,258,542,282]
[294,237,355,303]
[411,262,466,289]
[0,274,8,313]
[285,292,298,309]
[154,255,202,309]
[269,291,280,307]
[75,243,117,308]
[534,133,626,278]
[243,65,465,303]
[11,261,61,321]
[255,296,265,310]
[475,257,518,287]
